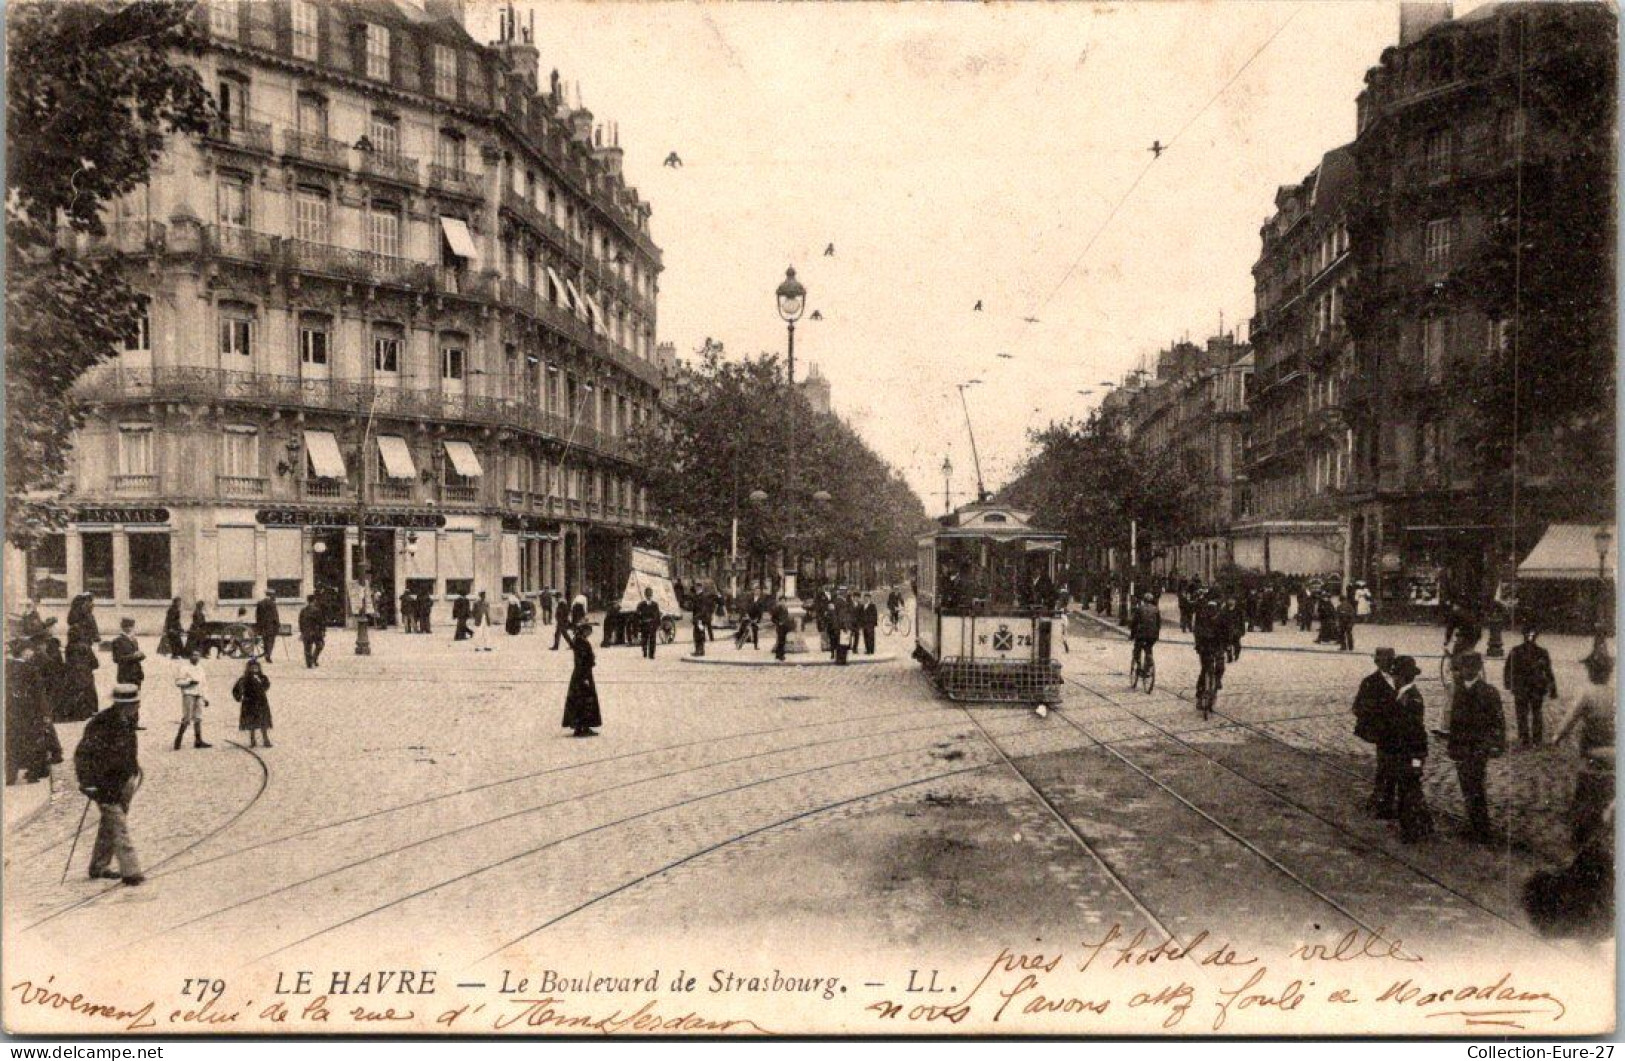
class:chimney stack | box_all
[1399,2,1452,46]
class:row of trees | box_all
[998,409,1206,579]
[7,1,214,547]
[628,341,929,590]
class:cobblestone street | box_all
[6,607,1608,1006]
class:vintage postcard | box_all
[2,0,1616,1038]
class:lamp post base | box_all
[355,620,372,656]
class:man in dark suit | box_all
[110,618,147,729]
[1503,626,1558,745]
[771,596,793,661]
[298,594,326,668]
[1446,652,1507,843]
[552,597,570,650]
[859,593,879,655]
[255,591,281,663]
[1353,647,1399,817]
[399,589,417,633]
[635,588,662,659]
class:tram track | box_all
[1058,672,1563,956]
[114,710,1029,950]
[245,730,1043,966]
[22,739,270,930]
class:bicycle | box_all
[883,609,912,637]
[1129,641,1156,693]
[1195,643,1225,718]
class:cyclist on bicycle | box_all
[1193,592,1229,705]
[886,587,905,626]
[1129,592,1161,679]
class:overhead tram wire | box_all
[998,9,1305,362]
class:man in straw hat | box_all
[73,683,145,885]
[1353,646,1399,817]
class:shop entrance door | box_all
[350,528,397,626]
[312,527,346,626]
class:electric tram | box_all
[914,501,1065,703]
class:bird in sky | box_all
[1076,389,1093,396]
[1149,140,1165,159]
[973,300,983,312]
[824,243,836,257]
[1023,316,1040,324]
[809,310,823,321]
[1100,380,1115,387]
[996,353,1013,360]
[663,152,683,168]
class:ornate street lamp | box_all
[941,455,953,515]
[774,267,810,651]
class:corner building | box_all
[20,0,667,629]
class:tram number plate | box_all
[981,630,1030,652]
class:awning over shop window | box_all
[440,216,478,260]
[443,531,475,578]
[303,429,346,480]
[443,439,484,478]
[501,532,520,577]
[585,296,606,337]
[545,267,566,305]
[376,434,417,480]
[1517,523,1616,581]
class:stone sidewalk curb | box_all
[1067,608,1455,660]
[681,653,900,668]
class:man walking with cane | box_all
[73,684,145,886]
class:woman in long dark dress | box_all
[561,622,601,738]
[159,598,184,657]
[232,659,273,748]
[66,594,99,646]
[504,593,523,636]
[186,601,209,657]
[56,635,100,723]
[34,637,65,765]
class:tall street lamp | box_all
[941,455,953,515]
[775,266,806,608]
[352,389,383,656]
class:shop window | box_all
[268,578,303,599]
[444,577,473,598]
[81,532,115,599]
[127,532,172,600]
[26,534,67,601]
[405,577,437,600]
[218,580,255,602]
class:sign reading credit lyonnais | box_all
[74,506,169,524]
[255,509,447,529]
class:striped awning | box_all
[1518,524,1616,581]
[376,435,416,480]
[442,439,483,478]
[303,430,346,479]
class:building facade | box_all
[11,0,667,630]
[1345,0,1616,617]
[1232,145,1356,578]
[1118,333,1253,584]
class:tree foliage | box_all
[6,0,213,546]
[628,341,929,579]
[998,409,1206,566]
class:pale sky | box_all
[480,2,1436,507]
